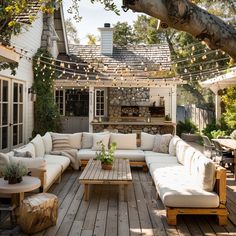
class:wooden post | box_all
[89,86,94,133]
[84,184,89,201]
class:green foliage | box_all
[176,119,198,136]
[210,130,227,139]
[221,87,236,131]
[96,142,117,165]
[202,122,220,139]
[1,162,28,179]
[133,15,165,44]
[113,22,135,46]
[32,49,61,136]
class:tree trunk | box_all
[123,0,236,60]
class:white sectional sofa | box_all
[144,135,228,226]
[0,131,228,226]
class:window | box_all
[95,89,106,117]
[55,89,89,117]
[55,90,64,115]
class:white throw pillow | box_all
[82,132,109,149]
[175,140,189,165]
[15,143,36,158]
[110,133,137,150]
[190,154,216,191]
[169,135,181,156]
[9,156,46,170]
[42,132,53,154]
[0,153,10,170]
[92,134,110,151]
[30,134,45,157]
[140,132,155,151]
[152,134,173,153]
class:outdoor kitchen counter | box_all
[91,121,176,135]
[91,121,176,125]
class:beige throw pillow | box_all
[92,134,110,151]
[52,137,72,151]
[82,132,109,149]
[152,134,173,153]
[110,133,137,150]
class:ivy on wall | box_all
[32,48,61,136]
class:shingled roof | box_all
[69,44,172,80]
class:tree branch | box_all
[123,0,236,60]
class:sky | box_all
[62,0,141,44]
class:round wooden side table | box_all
[0,176,41,206]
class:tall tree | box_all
[133,15,165,44]
[65,19,80,44]
[113,21,135,46]
[122,0,236,60]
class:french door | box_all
[0,78,24,152]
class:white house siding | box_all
[0,12,43,144]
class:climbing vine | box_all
[32,48,61,136]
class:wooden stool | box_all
[19,193,58,234]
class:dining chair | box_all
[212,140,234,172]
[202,135,215,159]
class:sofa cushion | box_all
[0,153,10,171]
[15,143,36,159]
[13,150,32,158]
[30,135,45,157]
[45,163,62,189]
[169,135,181,156]
[150,163,219,208]
[52,136,72,151]
[114,150,145,161]
[182,146,196,173]
[152,134,173,153]
[175,140,189,165]
[92,134,110,151]
[140,132,155,151]
[145,153,177,167]
[190,154,216,191]
[77,149,97,160]
[44,154,70,172]
[9,156,46,169]
[110,133,137,150]
[81,132,109,149]
[42,132,53,154]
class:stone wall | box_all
[109,88,150,106]
[108,88,151,119]
[92,124,175,135]
[41,13,58,57]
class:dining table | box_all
[212,138,236,180]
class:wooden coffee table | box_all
[79,159,132,201]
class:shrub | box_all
[176,119,198,136]
[210,130,227,139]
[202,122,220,139]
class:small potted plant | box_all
[2,162,28,184]
[96,141,117,170]
[164,114,171,122]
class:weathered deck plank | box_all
[2,169,236,236]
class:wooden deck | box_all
[1,168,236,236]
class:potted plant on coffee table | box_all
[96,141,117,170]
[2,162,28,184]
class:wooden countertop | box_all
[91,121,176,126]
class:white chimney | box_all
[98,23,114,55]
